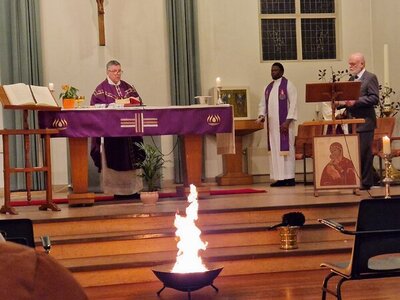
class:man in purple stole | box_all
[90,60,145,198]
[257,62,298,187]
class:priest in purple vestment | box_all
[257,62,298,187]
[90,60,145,198]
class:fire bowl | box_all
[152,265,223,295]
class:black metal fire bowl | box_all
[152,264,223,299]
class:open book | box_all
[2,83,58,107]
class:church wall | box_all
[1,0,396,189]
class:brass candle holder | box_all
[382,153,393,199]
[216,87,224,104]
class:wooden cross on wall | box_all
[96,0,105,46]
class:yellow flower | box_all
[59,84,79,99]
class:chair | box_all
[295,124,324,185]
[318,198,400,300]
[0,219,35,248]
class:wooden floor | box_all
[1,181,400,299]
[84,269,400,300]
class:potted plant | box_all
[59,84,79,109]
[135,142,165,205]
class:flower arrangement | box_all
[376,85,400,118]
[59,85,79,99]
[318,67,349,82]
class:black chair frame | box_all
[318,198,400,300]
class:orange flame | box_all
[172,184,208,273]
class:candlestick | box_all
[383,136,391,155]
[216,77,222,88]
[382,154,393,199]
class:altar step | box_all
[34,219,355,260]
[28,200,359,287]
[62,241,352,288]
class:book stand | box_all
[306,81,361,121]
[0,85,61,214]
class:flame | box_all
[172,184,208,273]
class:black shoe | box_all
[285,178,296,186]
[270,180,286,187]
[114,193,140,200]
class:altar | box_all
[39,105,234,205]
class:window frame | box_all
[259,0,341,62]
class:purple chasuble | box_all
[90,79,144,172]
[91,79,141,105]
[264,77,290,152]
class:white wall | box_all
[2,0,399,188]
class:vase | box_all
[63,98,75,109]
[140,191,159,205]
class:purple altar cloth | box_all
[38,105,233,138]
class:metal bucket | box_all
[278,226,299,250]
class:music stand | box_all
[305,81,361,121]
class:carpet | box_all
[9,188,266,207]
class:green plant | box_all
[135,142,165,192]
[376,85,400,118]
[59,84,79,99]
[318,67,349,82]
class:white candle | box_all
[315,103,320,113]
[383,136,391,155]
[383,44,390,87]
[216,77,222,88]
[48,82,54,91]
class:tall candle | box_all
[216,77,222,88]
[48,82,54,91]
[383,44,390,87]
[383,136,391,155]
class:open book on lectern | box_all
[2,83,58,107]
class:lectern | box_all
[0,85,61,214]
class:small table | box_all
[216,119,264,186]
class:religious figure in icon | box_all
[320,142,357,186]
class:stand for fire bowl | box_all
[152,265,223,300]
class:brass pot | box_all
[278,226,300,250]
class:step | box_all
[36,219,355,260]
[31,201,359,237]
[61,240,352,287]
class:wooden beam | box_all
[96,0,105,46]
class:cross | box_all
[96,0,105,46]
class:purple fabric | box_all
[264,77,289,152]
[90,79,143,171]
[38,106,233,138]
[91,79,141,104]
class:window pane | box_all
[300,0,335,13]
[260,0,295,14]
[301,18,336,60]
[261,19,297,61]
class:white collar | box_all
[356,68,366,79]
[107,76,120,86]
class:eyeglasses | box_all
[107,69,123,74]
